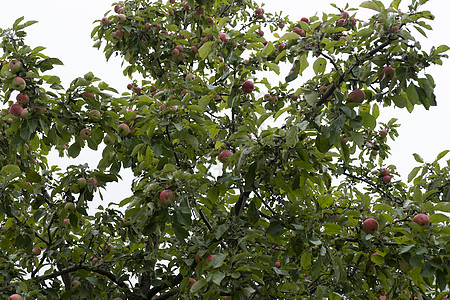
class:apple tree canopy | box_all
[1,0,450,299]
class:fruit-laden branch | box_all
[153,288,180,300]
[315,37,396,107]
[0,264,130,293]
[342,171,395,203]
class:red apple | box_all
[160,189,175,205]
[185,73,195,81]
[195,253,201,263]
[206,17,214,24]
[342,11,349,18]
[10,103,23,117]
[380,168,390,176]
[92,257,100,264]
[279,22,285,29]
[274,261,281,268]
[413,214,430,228]
[379,129,388,138]
[187,278,196,288]
[101,17,111,25]
[341,137,348,143]
[337,18,345,27]
[301,17,309,23]
[11,77,26,91]
[8,294,22,300]
[88,177,98,189]
[32,247,41,255]
[242,80,254,93]
[219,150,232,163]
[16,93,29,104]
[219,32,229,42]
[362,218,379,234]
[63,218,70,226]
[113,30,124,39]
[348,89,365,103]
[83,91,95,99]
[382,175,391,183]
[378,66,395,82]
[206,254,214,262]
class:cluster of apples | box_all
[6,59,45,121]
[362,212,430,235]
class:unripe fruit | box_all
[65,202,76,213]
[118,123,130,137]
[9,59,22,73]
[348,89,365,103]
[219,150,232,163]
[71,280,81,291]
[242,80,254,93]
[79,128,92,140]
[89,109,101,120]
[32,247,41,255]
[362,218,379,234]
[160,189,175,205]
[104,134,116,145]
[413,214,430,228]
[20,108,30,119]
[11,77,26,91]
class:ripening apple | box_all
[118,123,130,137]
[8,294,22,300]
[88,177,98,189]
[382,175,391,183]
[195,253,201,263]
[379,129,388,138]
[65,202,76,213]
[378,66,395,82]
[77,178,87,188]
[32,247,41,255]
[341,137,348,143]
[206,254,215,263]
[242,80,254,93]
[20,108,30,119]
[187,278,196,288]
[11,77,26,91]
[71,280,81,291]
[342,11,349,18]
[348,89,365,103]
[101,17,111,25]
[92,257,100,264]
[160,189,175,205]
[362,218,379,234]
[337,18,345,27]
[89,109,101,120]
[79,128,92,140]
[70,184,81,194]
[34,107,46,115]
[413,213,430,228]
[10,103,23,117]
[274,261,281,268]
[133,86,141,94]
[219,150,233,163]
[16,93,29,104]
[104,134,116,145]
[9,59,22,73]
[219,32,229,42]
[185,73,195,81]
[113,29,124,39]
[380,168,390,176]
[63,218,70,226]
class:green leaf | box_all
[430,213,449,223]
[279,32,300,41]
[435,150,449,162]
[436,45,450,54]
[285,60,300,82]
[1,164,21,175]
[408,166,421,182]
[323,223,342,235]
[413,153,424,163]
[286,126,299,148]
[190,278,207,294]
[301,252,311,270]
[313,58,327,75]
[267,220,284,237]
[435,202,450,212]
[360,1,381,11]
[68,141,81,158]
[198,41,213,60]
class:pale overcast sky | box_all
[1,1,449,206]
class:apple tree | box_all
[1,0,450,299]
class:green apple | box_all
[64,202,76,213]
[11,77,26,91]
[104,134,116,145]
[79,128,92,140]
[118,123,130,137]
[9,59,22,73]
[77,178,87,188]
[71,280,81,291]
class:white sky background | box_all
[0,0,449,208]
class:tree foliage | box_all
[1,0,449,299]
